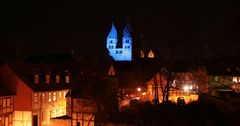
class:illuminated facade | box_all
[0,63,70,126]
[106,22,132,61]
[0,85,14,126]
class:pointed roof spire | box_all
[140,50,145,58]
[148,50,155,58]
[123,20,132,38]
[107,22,118,39]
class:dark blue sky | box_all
[1,1,240,60]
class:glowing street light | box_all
[137,87,141,92]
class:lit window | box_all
[34,93,38,103]
[3,99,6,108]
[34,74,39,84]
[45,75,50,84]
[214,76,219,81]
[63,92,66,99]
[56,75,60,84]
[59,92,62,99]
[233,77,238,83]
[48,93,52,102]
[53,92,56,101]
[41,93,45,103]
[65,76,70,84]
[7,98,10,107]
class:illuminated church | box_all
[106,21,155,62]
[106,21,133,61]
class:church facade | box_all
[106,22,132,61]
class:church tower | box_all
[106,21,133,61]
[106,22,118,59]
[122,21,132,61]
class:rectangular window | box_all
[233,77,238,83]
[56,75,60,84]
[63,92,66,99]
[65,76,70,83]
[59,92,62,99]
[0,98,2,115]
[7,98,10,107]
[34,74,39,84]
[41,93,45,103]
[53,92,56,101]
[3,99,6,108]
[34,93,38,103]
[48,93,52,102]
[45,75,50,84]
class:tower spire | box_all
[107,22,118,39]
[123,20,132,38]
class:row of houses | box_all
[1,56,240,126]
[0,59,118,126]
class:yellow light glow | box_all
[137,87,141,92]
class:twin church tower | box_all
[106,21,133,61]
[106,21,155,61]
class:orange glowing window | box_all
[65,76,70,84]
[56,75,60,84]
[41,93,45,103]
[45,75,50,84]
[34,74,39,84]
[34,93,38,103]
[48,93,52,102]
[63,92,66,99]
[53,92,56,101]
[59,92,62,99]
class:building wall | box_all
[66,98,96,126]
[0,96,14,126]
[0,64,32,111]
[32,90,68,126]
[13,111,32,126]
[50,119,70,126]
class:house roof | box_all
[206,60,240,76]
[8,63,70,92]
[0,81,15,97]
[67,77,118,100]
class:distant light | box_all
[137,87,141,92]
[189,86,193,90]
[142,92,146,96]
[183,85,189,91]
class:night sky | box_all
[1,1,240,60]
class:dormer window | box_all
[65,70,70,84]
[65,75,70,84]
[45,75,50,84]
[34,74,39,84]
[56,75,60,84]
